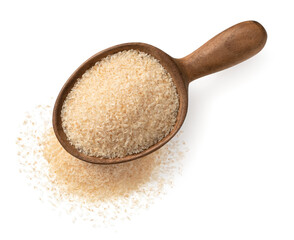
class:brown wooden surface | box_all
[53,20,267,164]
[176,21,267,84]
[53,43,188,164]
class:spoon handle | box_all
[176,21,267,84]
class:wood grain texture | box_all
[176,21,267,83]
[53,21,267,164]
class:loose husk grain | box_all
[61,49,179,158]
[17,105,187,226]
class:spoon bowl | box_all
[53,20,267,164]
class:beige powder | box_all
[43,128,168,202]
[61,49,179,158]
[17,105,187,226]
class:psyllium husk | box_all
[61,50,179,158]
[17,105,187,227]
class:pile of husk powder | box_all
[16,105,187,227]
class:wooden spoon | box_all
[53,20,267,164]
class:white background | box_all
[1,0,294,239]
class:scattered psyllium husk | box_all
[61,49,179,158]
[17,105,187,227]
